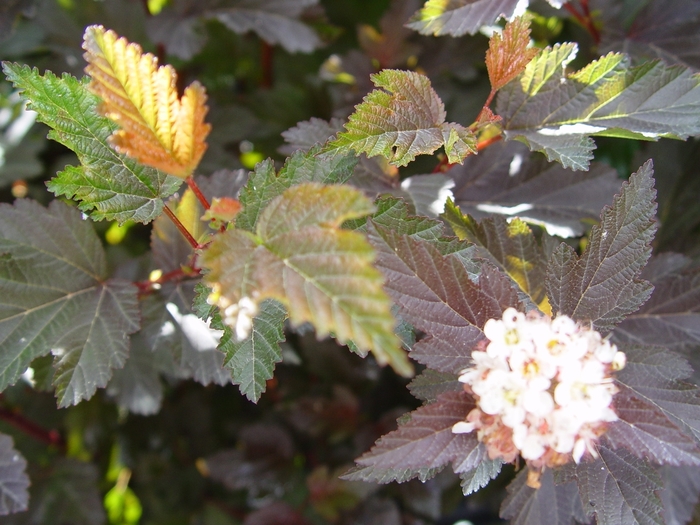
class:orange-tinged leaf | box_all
[83,25,211,178]
[486,16,539,92]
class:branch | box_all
[163,205,201,249]
[0,405,66,453]
[186,176,211,210]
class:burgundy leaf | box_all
[546,161,657,333]
[368,221,520,372]
[344,391,479,483]
[660,465,700,525]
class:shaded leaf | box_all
[497,44,700,170]
[608,345,700,455]
[407,0,523,37]
[209,0,322,54]
[397,173,454,218]
[486,15,538,92]
[146,6,207,60]
[214,299,287,403]
[571,445,663,525]
[83,25,210,178]
[344,391,479,483]
[408,368,462,403]
[368,220,519,373]
[501,468,586,525]
[450,140,623,238]
[236,148,357,232]
[0,200,140,406]
[243,501,310,525]
[280,116,345,154]
[458,445,503,496]
[328,69,476,167]
[660,465,700,525]
[0,435,28,515]
[546,161,656,333]
[203,183,412,377]
[3,62,182,224]
[614,264,700,352]
[443,200,550,309]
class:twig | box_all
[135,266,202,296]
[186,176,211,210]
[163,205,201,249]
[564,1,601,44]
[0,406,66,453]
[261,42,274,89]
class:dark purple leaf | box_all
[546,161,657,333]
[407,0,523,37]
[501,468,587,525]
[243,501,310,525]
[407,368,462,403]
[344,391,479,483]
[0,435,28,515]
[660,465,700,525]
[572,445,663,525]
[449,141,622,238]
[368,221,519,372]
[280,117,345,154]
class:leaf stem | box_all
[163,205,201,249]
[135,266,202,296]
[477,135,502,151]
[0,404,66,453]
[564,1,601,44]
[261,42,274,89]
[186,176,210,210]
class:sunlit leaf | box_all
[328,69,476,167]
[497,44,700,170]
[407,0,524,37]
[0,200,140,406]
[202,183,412,377]
[546,161,656,333]
[2,62,181,224]
[83,25,211,178]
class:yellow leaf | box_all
[83,25,211,178]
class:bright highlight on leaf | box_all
[328,69,477,167]
[407,0,525,37]
[201,182,412,377]
[486,16,539,92]
[83,25,211,178]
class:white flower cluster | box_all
[452,308,625,468]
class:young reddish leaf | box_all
[3,62,181,224]
[486,16,538,92]
[407,0,524,37]
[443,200,550,312]
[202,183,412,377]
[497,44,700,170]
[368,221,520,373]
[328,69,476,167]
[546,161,657,333]
[344,391,480,483]
[501,469,586,525]
[83,25,211,178]
[0,200,140,407]
[571,445,664,525]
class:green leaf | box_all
[2,62,182,223]
[236,147,357,232]
[497,44,700,170]
[214,298,287,403]
[0,200,140,407]
[327,69,476,167]
[546,161,657,333]
[203,182,412,377]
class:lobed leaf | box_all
[570,445,664,525]
[546,161,657,333]
[486,16,539,92]
[214,299,287,403]
[202,183,412,377]
[344,391,479,483]
[83,25,211,178]
[0,435,29,515]
[407,0,524,37]
[500,469,586,525]
[2,62,182,224]
[0,200,140,407]
[327,69,476,167]
[497,44,700,170]
[368,220,519,373]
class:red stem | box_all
[186,176,210,210]
[163,205,200,249]
[261,42,274,89]
[0,405,66,452]
[477,134,502,151]
[564,1,600,44]
[135,266,202,296]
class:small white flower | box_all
[453,309,625,468]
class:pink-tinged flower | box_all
[452,308,625,485]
